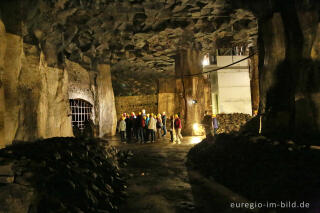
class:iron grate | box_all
[69,99,93,131]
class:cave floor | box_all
[107,136,250,213]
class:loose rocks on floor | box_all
[0,137,131,213]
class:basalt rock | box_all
[0,137,131,213]
[0,0,258,95]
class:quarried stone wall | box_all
[66,59,94,105]
[96,64,117,137]
[0,19,6,148]
[115,95,158,118]
[2,34,74,145]
[175,48,212,135]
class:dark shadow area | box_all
[0,137,130,213]
[186,135,320,213]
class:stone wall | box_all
[175,48,212,135]
[96,64,117,137]
[0,19,6,148]
[66,59,94,105]
[257,4,320,141]
[115,95,158,118]
[1,33,74,146]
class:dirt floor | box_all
[108,136,253,213]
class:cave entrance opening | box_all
[69,99,93,132]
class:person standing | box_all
[145,114,150,142]
[212,114,219,135]
[148,113,156,143]
[174,114,183,144]
[142,109,146,117]
[125,114,132,142]
[168,115,175,142]
[161,112,167,137]
[156,113,163,140]
[136,112,145,144]
[130,112,137,140]
[118,116,126,143]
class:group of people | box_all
[117,109,183,144]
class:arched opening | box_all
[69,99,93,132]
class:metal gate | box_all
[69,99,93,131]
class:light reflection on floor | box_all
[106,135,206,146]
[184,136,205,145]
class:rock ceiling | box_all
[2,0,258,95]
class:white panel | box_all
[219,87,252,101]
[218,100,252,114]
[217,69,250,87]
[217,56,249,67]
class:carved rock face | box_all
[0,0,258,95]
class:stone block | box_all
[0,163,14,176]
[0,184,34,213]
[0,176,14,184]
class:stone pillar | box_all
[258,2,320,141]
[0,19,6,148]
[249,52,259,114]
[175,48,210,135]
[158,78,176,117]
[3,33,23,145]
[96,64,117,137]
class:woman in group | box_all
[148,113,156,143]
[174,114,183,144]
[156,113,163,140]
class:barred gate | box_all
[69,99,93,131]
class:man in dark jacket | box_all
[136,112,145,143]
[161,112,167,137]
[125,115,132,142]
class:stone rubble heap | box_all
[216,113,252,134]
[187,133,320,203]
[0,137,132,213]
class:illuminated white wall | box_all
[207,56,252,115]
[217,56,252,114]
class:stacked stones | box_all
[187,133,320,203]
[216,113,252,134]
[0,138,131,213]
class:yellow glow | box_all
[192,123,205,136]
[202,54,210,67]
[190,137,203,144]
[193,123,200,131]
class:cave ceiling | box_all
[0,0,258,95]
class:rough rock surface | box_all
[1,33,73,146]
[96,64,117,137]
[0,19,6,148]
[201,113,252,135]
[0,137,131,213]
[0,0,258,95]
[1,0,320,141]
[216,113,252,134]
[187,134,320,209]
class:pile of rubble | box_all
[202,113,252,134]
[217,113,252,133]
[216,113,252,134]
[187,133,320,204]
[0,137,132,213]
